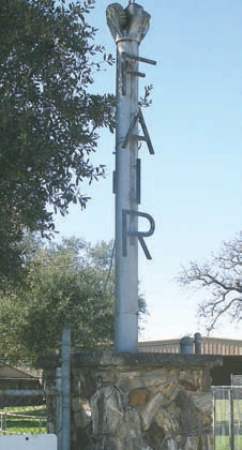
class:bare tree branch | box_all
[178,233,242,332]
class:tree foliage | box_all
[0,237,147,363]
[0,238,114,362]
[0,0,114,280]
[179,234,242,332]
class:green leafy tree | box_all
[0,238,146,363]
[0,0,114,280]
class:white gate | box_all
[0,434,57,450]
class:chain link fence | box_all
[213,386,242,450]
[0,404,47,435]
[0,327,71,450]
[0,370,50,436]
[0,370,63,449]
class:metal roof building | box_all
[139,337,242,356]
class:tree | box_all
[179,234,242,332]
[0,0,114,280]
[0,237,146,362]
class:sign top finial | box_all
[106,2,150,44]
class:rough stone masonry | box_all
[44,351,222,450]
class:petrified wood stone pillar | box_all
[68,352,222,450]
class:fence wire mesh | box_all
[213,386,242,450]
[0,370,60,438]
[0,404,47,435]
[0,327,71,449]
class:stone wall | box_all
[44,351,222,450]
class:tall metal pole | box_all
[107,3,152,352]
[61,326,71,450]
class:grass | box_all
[215,436,242,450]
[215,436,229,450]
[0,405,47,435]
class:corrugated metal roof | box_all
[139,337,242,356]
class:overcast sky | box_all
[55,0,242,341]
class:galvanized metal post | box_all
[212,389,216,450]
[180,336,194,354]
[61,326,71,450]
[56,367,62,450]
[107,2,151,353]
[194,332,202,354]
[229,388,235,450]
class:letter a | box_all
[122,108,155,155]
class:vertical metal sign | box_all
[107,2,156,352]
